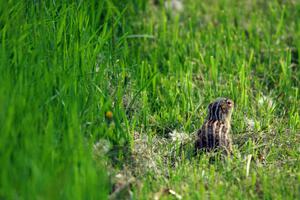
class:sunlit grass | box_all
[0,0,299,199]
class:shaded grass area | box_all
[0,0,299,199]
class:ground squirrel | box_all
[195,98,234,155]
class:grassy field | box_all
[0,0,299,199]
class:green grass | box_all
[0,0,299,199]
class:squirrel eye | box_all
[226,100,233,106]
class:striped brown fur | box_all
[195,98,234,155]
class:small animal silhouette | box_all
[195,98,234,155]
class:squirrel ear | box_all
[208,103,213,109]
